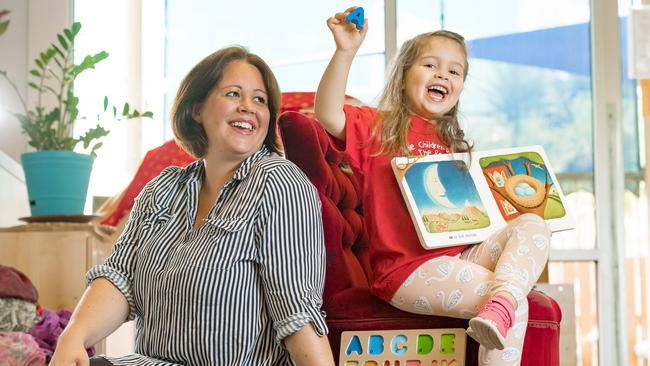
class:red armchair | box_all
[278,110,562,365]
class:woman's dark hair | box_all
[171,46,281,158]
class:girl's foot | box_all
[467,295,515,350]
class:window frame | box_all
[590,0,628,364]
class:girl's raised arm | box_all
[314,7,367,140]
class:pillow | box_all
[278,111,369,303]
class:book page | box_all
[391,145,574,250]
[474,146,575,233]
[392,154,499,249]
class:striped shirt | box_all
[87,146,328,366]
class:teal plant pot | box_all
[21,151,94,215]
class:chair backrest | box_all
[278,111,370,305]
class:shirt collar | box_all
[231,145,271,181]
[184,145,271,186]
[409,114,438,134]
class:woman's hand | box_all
[48,278,130,366]
[48,332,89,366]
[326,6,368,54]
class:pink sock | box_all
[476,295,516,337]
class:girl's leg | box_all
[462,213,551,306]
[390,213,551,365]
[478,300,529,365]
[391,255,517,364]
[466,214,550,352]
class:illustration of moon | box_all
[424,164,456,209]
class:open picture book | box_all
[391,145,575,250]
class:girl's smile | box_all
[404,36,467,120]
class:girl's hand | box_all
[49,334,90,366]
[326,6,368,53]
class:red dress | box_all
[332,105,468,301]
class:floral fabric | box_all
[0,332,46,366]
[0,298,39,333]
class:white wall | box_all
[0,150,29,226]
[0,0,72,163]
[0,0,28,163]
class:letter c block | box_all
[390,335,408,356]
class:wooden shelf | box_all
[0,223,113,312]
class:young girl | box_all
[314,7,551,365]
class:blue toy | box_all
[346,7,364,30]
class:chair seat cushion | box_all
[325,287,561,365]
[325,287,478,363]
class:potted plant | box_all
[0,19,152,216]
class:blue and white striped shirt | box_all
[87,146,328,365]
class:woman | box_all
[50,46,335,366]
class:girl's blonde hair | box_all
[374,30,472,156]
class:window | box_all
[74,0,135,203]
[163,0,386,140]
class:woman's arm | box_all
[258,163,333,364]
[50,169,180,365]
[49,278,130,365]
[314,6,368,140]
[285,324,335,366]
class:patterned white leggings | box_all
[390,213,551,365]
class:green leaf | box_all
[142,111,154,118]
[43,108,60,128]
[122,102,129,116]
[27,82,40,90]
[94,51,109,63]
[112,106,117,118]
[0,20,9,37]
[71,51,109,76]
[14,113,31,126]
[52,55,63,70]
[79,125,110,152]
[60,137,76,151]
[56,34,68,50]
[57,34,68,50]
[68,95,79,109]
[38,48,57,67]
[29,69,41,77]
[35,59,44,69]
[103,96,108,112]
[64,28,73,42]
[69,107,79,122]
[71,22,81,36]
[51,44,64,58]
